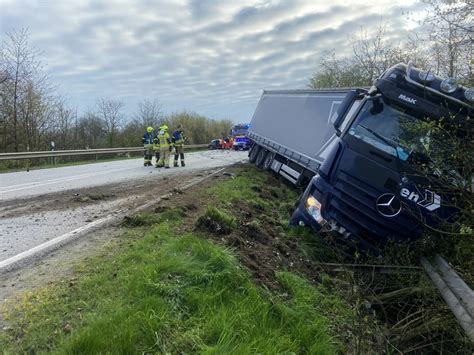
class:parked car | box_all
[208,139,222,150]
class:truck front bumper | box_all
[289,175,330,231]
[290,206,324,231]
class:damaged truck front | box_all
[248,62,473,252]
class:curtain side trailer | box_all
[247,89,352,187]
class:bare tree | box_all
[134,99,163,128]
[423,0,473,83]
[351,22,389,84]
[53,99,75,149]
[1,28,45,152]
[95,98,124,147]
[77,111,106,149]
[309,50,369,88]
[309,23,430,89]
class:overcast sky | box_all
[0,0,427,122]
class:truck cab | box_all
[290,62,472,252]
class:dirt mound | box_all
[195,206,236,235]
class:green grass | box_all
[206,167,299,229]
[1,223,343,354]
[195,206,237,234]
[1,165,357,353]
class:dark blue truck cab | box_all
[291,63,472,251]
[249,62,472,251]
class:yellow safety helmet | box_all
[162,125,168,131]
[147,126,153,132]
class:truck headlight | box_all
[305,196,326,224]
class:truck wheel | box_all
[248,145,260,163]
[262,152,274,170]
[256,149,268,168]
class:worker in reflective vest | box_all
[142,126,156,166]
[173,124,186,167]
[153,125,161,165]
[156,125,172,168]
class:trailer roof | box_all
[262,88,359,95]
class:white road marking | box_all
[0,215,115,271]
[0,165,232,273]
[0,166,137,194]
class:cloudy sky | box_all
[0,0,427,122]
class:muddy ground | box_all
[1,165,319,307]
[134,167,324,291]
[0,168,223,313]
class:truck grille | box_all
[327,170,420,247]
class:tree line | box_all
[0,29,233,154]
[309,0,472,88]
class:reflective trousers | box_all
[157,147,171,167]
[143,144,153,163]
[174,145,185,166]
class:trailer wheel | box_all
[262,151,274,170]
[255,149,268,168]
[248,145,260,164]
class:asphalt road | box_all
[0,150,247,265]
[0,150,245,201]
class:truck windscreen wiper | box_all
[358,123,407,162]
[358,124,398,150]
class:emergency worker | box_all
[172,124,186,167]
[156,125,172,168]
[142,126,155,166]
[153,125,161,164]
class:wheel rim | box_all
[256,149,267,167]
[263,152,274,169]
[249,145,260,162]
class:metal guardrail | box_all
[316,255,474,342]
[0,144,209,161]
[421,254,474,341]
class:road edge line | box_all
[0,166,230,274]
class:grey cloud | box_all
[1,0,427,122]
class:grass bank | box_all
[1,166,356,353]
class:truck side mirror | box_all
[333,90,363,135]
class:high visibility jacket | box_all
[173,129,186,146]
[158,130,172,148]
[142,131,156,145]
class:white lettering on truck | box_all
[398,94,417,104]
[400,188,441,211]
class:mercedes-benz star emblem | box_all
[376,193,402,217]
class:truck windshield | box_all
[232,129,247,136]
[347,97,438,163]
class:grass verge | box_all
[1,166,356,353]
